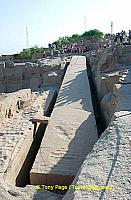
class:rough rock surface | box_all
[90,45,131,124]
[0,56,70,200]
[0,89,36,123]
[63,113,131,200]
[63,45,131,200]
[0,46,130,200]
[0,57,69,93]
[0,182,63,200]
[0,88,59,200]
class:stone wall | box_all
[63,45,131,200]
[90,45,131,125]
[0,57,69,93]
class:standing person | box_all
[123,31,125,44]
[48,43,51,52]
[129,30,131,44]
[120,30,124,44]
[117,33,121,45]
[123,31,128,44]
[114,34,117,44]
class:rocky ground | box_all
[0,46,131,200]
[0,57,70,200]
[0,88,63,199]
[64,45,131,199]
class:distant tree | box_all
[19,45,48,60]
[53,33,81,46]
[19,49,31,59]
[71,34,80,41]
[54,37,69,45]
[82,29,104,38]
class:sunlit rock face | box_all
[90,45,131,125]
[63,45,131,200]
[0,57,68,93]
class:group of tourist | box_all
[59,43,90,54]
[49,40,97,55]
[47,30,131,57]
[114,30,131,45]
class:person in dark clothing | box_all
[129,30,131,44]
[120,30,124,44]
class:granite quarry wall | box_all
[0,57,69,93]
[89,45,131,126]
[63,45,131,200]
[0,57,70,199]
[0,45,130,200]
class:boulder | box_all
[42,70,62,86]
[23,63,40,79]
[39,58,62,73]
[100,91,117,124]
[100,73,121,99]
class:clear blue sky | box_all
[0,0,130,54]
